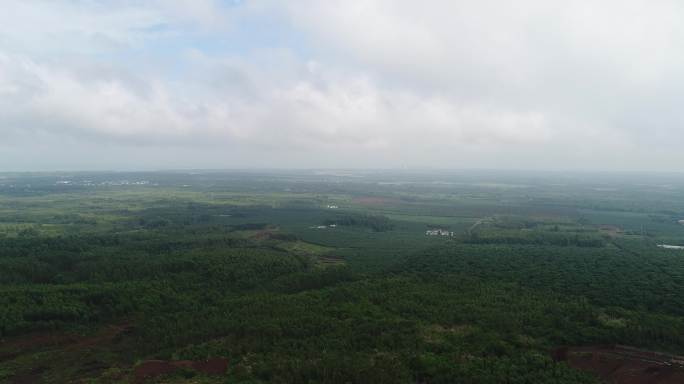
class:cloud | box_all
[0,51,550,151]
[0,1,683,170]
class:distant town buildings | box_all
[54,179,152,187]
[327,205,339,209]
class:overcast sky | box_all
[1,0,683,171]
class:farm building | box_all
[426,229,454,236]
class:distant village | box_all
[54,179,155,187]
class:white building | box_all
[425,229,453,236]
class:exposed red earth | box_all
[553,345,684,384]
[2,323,133,383]
[133,358,229,382]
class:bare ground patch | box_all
[553,345,684,384]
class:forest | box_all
[2,170,684,383]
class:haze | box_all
[1,1,683,171]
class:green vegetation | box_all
[2,170,684,383]
[323,213,395,232]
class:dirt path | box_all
[467,217,489,235]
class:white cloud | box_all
[0,1,683,170]
[0,49,551,149]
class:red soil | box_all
[192,358,229,375]
[0,332,76,362]
[553,345,684,384]
[133,358,228,382]
[3,322,134,383]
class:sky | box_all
[1,0,684,172]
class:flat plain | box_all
[2,170,684,383]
